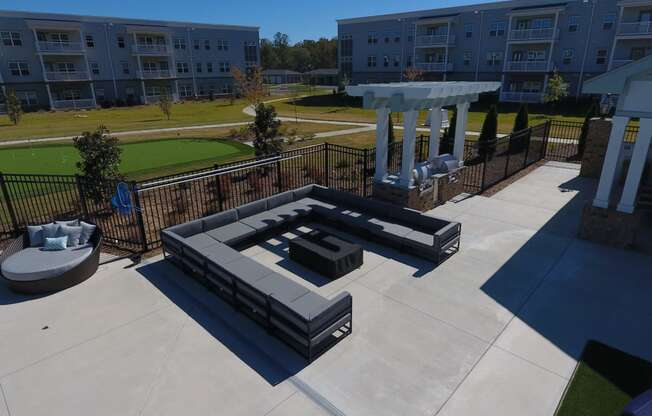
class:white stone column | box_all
[399,110,419,188]
[374,107,391,182]
[593,116,630,209]
[428,107,442,160]
[617,117,652,213]
[453,102,470,163]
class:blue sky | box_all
[8,0,490,43]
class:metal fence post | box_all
[362,148,369,197]
[324,142,330,188]
[480,145,489,191]
[276,158,283,192]
[131,182,149,253]
[213,164,224,212]
[0,172,20,236]
[523,128,532,168]
[504,135,512,178]
[75,174,90,219]
[542,120,551,159]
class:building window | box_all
[196,62,203,73]
[395,36,401,42]
[522,81,542,93]
[85,35,95,48]
[244,42,257,63]
[407,55,413,67]
[8,61,30,76]
[384,36,390,43]
[463,51,472,66]
[383,55,389,67]
[1,31,22,46]
[367,55,377,67]
[562,49,574,65]
[367,33,378,44]
[393,55,400,67]
[204,39,210,50]
[408,34,414,42]
[90,61,100,75]
[62,89,82,101]
[596,49,608,64]
[117,36,125,48]
[602,14,616,30]
[222,84,232,94]
[179,85,193,98]
[95,88,105,102]
[177,62,189,73]
[486,51,503,66]
[194,39,200,50]
[17,91,38,106]
[568,15,580,32]
[631,47,646,60]
[464,23,473,38]
[216,39,229,50]
[121,62,129,74]
[219,61,230,72]
[340,34,353,57]
[489,22,506,37]
[206,62,213,73]
[174,38,186,49]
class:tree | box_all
[233,65,265,106]
[578,102,599,158]
[543,70,569,112]
[512,104,529,133]
[6,90,22,125]
[404,67,424,82]
[73,125,122,204]
[478,105,498,160]
[260,34,337,72]
[158,91,172,120]
[273,32,291,69]
[251,104,282,157]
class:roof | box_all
[583,55,652,94]
[263,69,302,75]
[307,69,339,75]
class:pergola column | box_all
[428,107,442,160]
[593,115,630,209]
[374,107,391,182]
[453,102,470,163]
[399,110,419,188]
[617,117,652,213]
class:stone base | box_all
[434,167,466,206]
[372,181,436,212]
[578,203,642,249]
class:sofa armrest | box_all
[308,291,352,333]
[434,222,461,248]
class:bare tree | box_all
[403,67,424,82]
[6,90,23,125]
[232,65,266,106]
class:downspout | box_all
[104,24,118,99]
[186,28,197,98]
[474,10,485,82]
[577,0,596,98]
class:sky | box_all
[7,0,492,43]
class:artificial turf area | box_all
[555,341,652,416]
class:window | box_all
[174,38,186,49]
[90,61,100,75]
[194,39,200,50]
[603,14,616,30]
[216,39,229,50]
[196,62,203,73]
[117,36,125,48]
[568,15,580,32]
[222,84,232,94]
[244,41,257,63]
[340,34,353,57]
[219,61,230,72]
[383,55,390,67]
[95,88,105,102]
[179,85,193,98]
[486,51,503,66]
[407,55,413,67]
[121,61,129,75]
[8,61,30,76]
[62,89,82,101]
[631,47,646,60]
[463,51,472,66]
[367,55,377,67]
[204,39,210,50]
[522,81,542,93]
[527,50,546,61]
[489,22,506,37]
[177,62,189,73]
[384,36,390,43]
[85,35,95,48]
[393,55,400,67]
[464,23,473,38]
[125,87,135,100]
[16,91,38,106]
[596,49,608,64]
[395,36,401,42]
[367,33,378,44]
[562,49,574,65]
[206,62,213,73]
[1,31,22,46]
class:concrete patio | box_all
[1,161,651,416]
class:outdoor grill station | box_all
[346,82,501,211]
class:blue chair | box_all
[111,182,137,216]
[623,389,652,416]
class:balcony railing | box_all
[37,41,84,53]
[415,62,453,72]
[505,61,550,72]
[415,34,456,47]
[618,21,652,35]
[132,44,169,55]
[44,71,90,81]
[611,59,633,69]
[138,70,173,79]
[51,99,96,110]
[500,91,543,103]
[508,28,555,41]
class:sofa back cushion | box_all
[311,186,336,201]
[57,225,83,247]
[267,191,294,209]
[27,225,46,247]
[203,210,237,231]
[168,219,203,238]
[292,185,314,201]
[236,199,267,219]
[418,215,449,232]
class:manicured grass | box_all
[556,341,652,416]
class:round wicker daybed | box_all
[0,226,102,294]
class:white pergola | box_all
[346,82,501,188]
[583,55,652,214]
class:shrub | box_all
[115,98,126,107]
[440,107,457,155]
[73,125,122,204]
[513,104,529,133]
[251,103,282,157]
[478,105,498,160]
[158,93,172,120]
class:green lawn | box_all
[556,341,652,416]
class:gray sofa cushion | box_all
[168,219,203,238]
[206,222,256,246]
[297,197,337,210]
[57,225,83,247]
[267,191,294,209]
[367,218,414,238]
[256,273,309,303]
[27,225,45,247]
[221,257,274,286]
[202,210,238,231]
[161,230,185,252]
[239,211,285,232]
[292,185,314,200]
[55,219,79,227]
[42,223,60,239]
[185,233,220,252]
[270,201,311,219]
[403,230,434,247]
[79,221,97,245]
[204,243,244,265]
[1,245,93,282]
[236,200,267,219]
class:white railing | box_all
[415,62,453,72]
[415,34,455,47]
[51,99,96,110]
[611,59,633,69]
[37,41,84,53]
[505,61,550,72]
[618,21,652,35]
[132,44,169,54]
[508,28,555,41]
[500,91,543,103]
[138,70,172,79]
[44,71,90,81]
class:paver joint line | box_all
[0,382,11,416]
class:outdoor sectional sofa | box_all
[161,184,461,361]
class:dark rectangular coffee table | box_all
[289,229,363,279]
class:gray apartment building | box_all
[0,10,259,111]
[337,0,652,102]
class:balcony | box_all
[138,70,173,79]
[508,28,556,42]
[37,41,85,54]
[415,62,453,72]
[504,61,550,72]
[500,91,543,103]
[132,44,169,55]
[611,59,634,69]
[415,34,456,47]
[618,21,652,36]
[51,99,96,110]
[44,71,90,82]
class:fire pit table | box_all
[289,229,363,279]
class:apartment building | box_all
[0,10,259,110]
[337,0,652,103]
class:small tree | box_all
[578,102,598,158]
[440,107,457,155]
[73,125,122,204]
[543,71,569,113]
[478,105,498,160]
[251,103,282,157]
[404,67,424,82]
[6,90,23,125]
[158,91,172,120]
[513,104,529,133]
[233,65,266,107]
